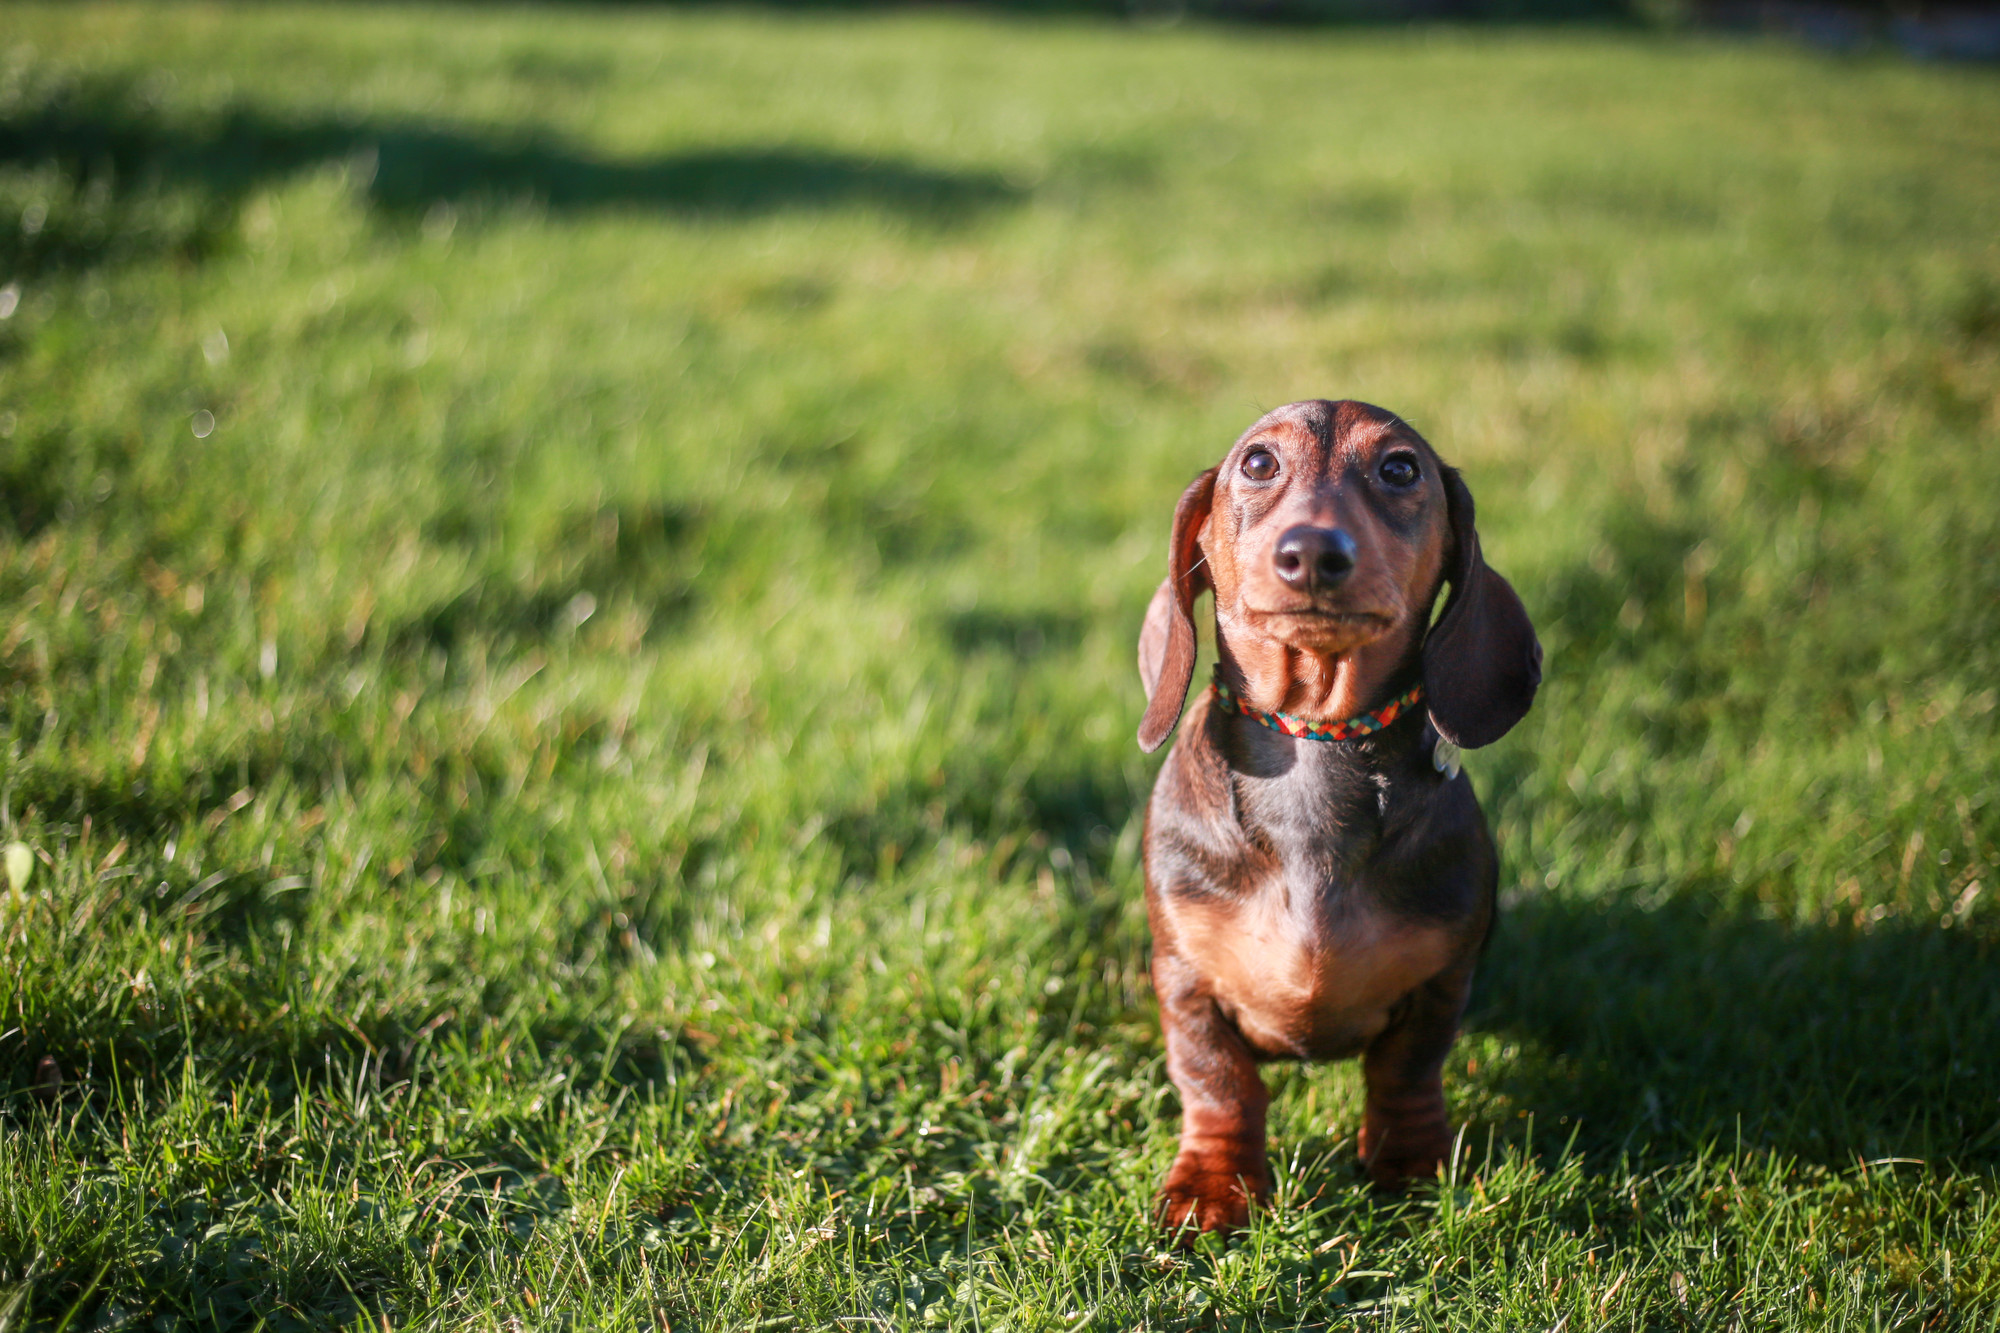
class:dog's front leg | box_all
[1158,991,1270,1236]
[1357,966,1473,1189]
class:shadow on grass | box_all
[0,82,1022,275]
[1469,890,2000,1169]
[816,737,1144,890]
[385,499,710,656]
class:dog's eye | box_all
[1241,449,1279,481]
[1379,453,1420,488]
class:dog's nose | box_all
[1273,526,1356,591]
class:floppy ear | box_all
[1137,467,1217,753]
[1422,467,1542,749]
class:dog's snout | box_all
[1273,526,1357,592]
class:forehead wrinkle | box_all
[1241,399,1417,464]
[1333,421,1399,464]
[1239,400,1331,442]
[1331,398,1398,433]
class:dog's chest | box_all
[1176,872,1454,1059]
[1148,716,1477,1059]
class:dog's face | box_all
[1201,400,1449,666]
[1137,399,1541,754]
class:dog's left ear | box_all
[1137,467,1217,753]
[1422,467,1542,749]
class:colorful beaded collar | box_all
[1211,674,1424,744]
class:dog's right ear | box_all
[1422,466,1541,749]
[1137,467,1217,753]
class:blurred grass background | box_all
[1,3,1997,1328]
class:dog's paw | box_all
[1157,1150,1270,1239]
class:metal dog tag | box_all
[1432,737,1462,779]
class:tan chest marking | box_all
[1173,889,1455,1058]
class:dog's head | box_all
[1137,399,1540,753]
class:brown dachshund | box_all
[1136,399,1540,1234]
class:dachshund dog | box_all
[1137,399,1540,1234]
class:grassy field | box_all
[1,3,1998,1328]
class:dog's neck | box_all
[1213,621,1423,725]
[1201,672,1438,872]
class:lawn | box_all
[1,3,1998,1327]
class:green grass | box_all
[1,3,1998,1327]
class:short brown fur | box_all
[1137,400,1541,1235]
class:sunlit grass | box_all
[1,3,1997,1327]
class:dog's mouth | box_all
[1248,606,1394,629]
[1241,605,1396,649]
